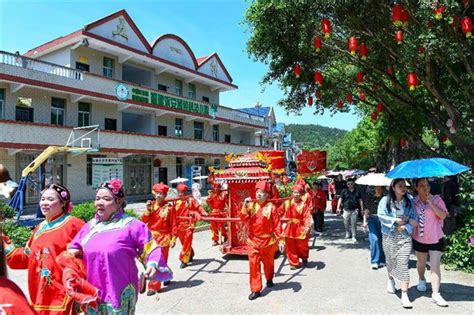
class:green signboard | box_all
[132,88,217,117]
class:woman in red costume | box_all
[206,182,228,246]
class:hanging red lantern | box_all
[358,89,366,101]
[407,72,419,91]
[337,99,343,110]
[387,65,395,77]
[321,18,331,38]
[316,90,321,100]
[313,36,322,52]
[461,16,472,38]
[395,30,403,44]
[417,47,426,55]
[356,71,364,84]
[359,43,368,60]
[294,63,301,78]
[434,5,445,20]
[371,111,378,122]
[314,71,324,86]
[348,36,358,55]
[392,4,404,26]
[307,96,313,107]
[399,138,407,148]
[346,93,353,104]
[376,102,384,112]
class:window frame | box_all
[212,125,219,142]
[175,118,183,137]
[175,79,183,96]
[194,121,204,140]
[103,57,114,78]
[188,83,196,99]
[78,102,91,127]
[51,97,66,126]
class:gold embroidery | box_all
[159,205,169,218]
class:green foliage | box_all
[285,124,347,149]
[245,0,474,163]
[125,209,139,219]
[442,173,474,273]
[2,221,32,247]
[70,202,96,222]
[0,202,15,220]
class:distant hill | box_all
[285,124,347,149]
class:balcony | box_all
[0,50,266,129]
[0,120,261,156]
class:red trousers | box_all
[148,246,170,291]
[248,243,277,293]
[210,213,228,242]
[331,197,338,213]
[285,236,310,267]
[178,228,195,263]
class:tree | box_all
[245,0,474,164]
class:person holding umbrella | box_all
[412,178,449,307]
[377,179,418,309]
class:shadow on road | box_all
[260,281,303,297]
[159,279,204,293]
[406,282,474,303]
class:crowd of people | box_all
[0,162,460,313]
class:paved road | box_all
[8,209,474,314]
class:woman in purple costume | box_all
[68,179,172,314]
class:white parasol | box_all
[192,175,208,180]
[355,173,393,186]
[169,177,189,184]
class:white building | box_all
[0,9,268,203]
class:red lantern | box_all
[434,5,445,20]
[358,89,366,101]
[313,36,322,52]
[376,102,384,112]
[314,71,324,86]
[399,138,407,148]
[346,93,353,104]
[316,90,321,100]
[359,43,368,60]
[348,36,358,55]
[321,18,331,38]
[294,63,301,78]
[401,9,410,25]
[387,65,395,77]
[337,99,343,110]
[307,96,313,107]
[370,111,378,122]
[461,16,472,38]
[356,71,364,84]
[407,72,419,91]
[392,4,404,26]
[395,30,403,44]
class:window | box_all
[175,118,183,137]
[224,134,231,143]
[78,102,91,127]
[158,84,168,92]
[86,154,106,185]
[202,96,210,103]
[194,121,204,140]
[16,97,33,122]
[188,83,196,99]
[103,57,114,78]
[75,62,89,72]
[175,79,183,96]
[104,118,117,131]
[212,125,219,142]
[0,89,4,120]
[51,97,65,126]
[195,158,205,166]
[158,125,167,136]
[213,159,221,169]
[176,157,183,178]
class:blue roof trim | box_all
[238,107,271,117]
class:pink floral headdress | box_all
[99,178,125,198]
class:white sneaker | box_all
[401,292,413,309]
[345,232,351,238]
[431,293,448,307]
[386,278,396,294]
[371,263,378,270]
[352,237,357,242]
[417,279,427,292]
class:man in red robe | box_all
[310,181,327,233]
[241,180,283,301]
[206,182,228,246]
[174,183,207,268]
[278,184,312,269]
[141,182,177,295]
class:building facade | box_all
[0,10,268,203]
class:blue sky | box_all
[0,0,360,130]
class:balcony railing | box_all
[0,50,83,80]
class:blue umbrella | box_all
[386,158,470,179]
